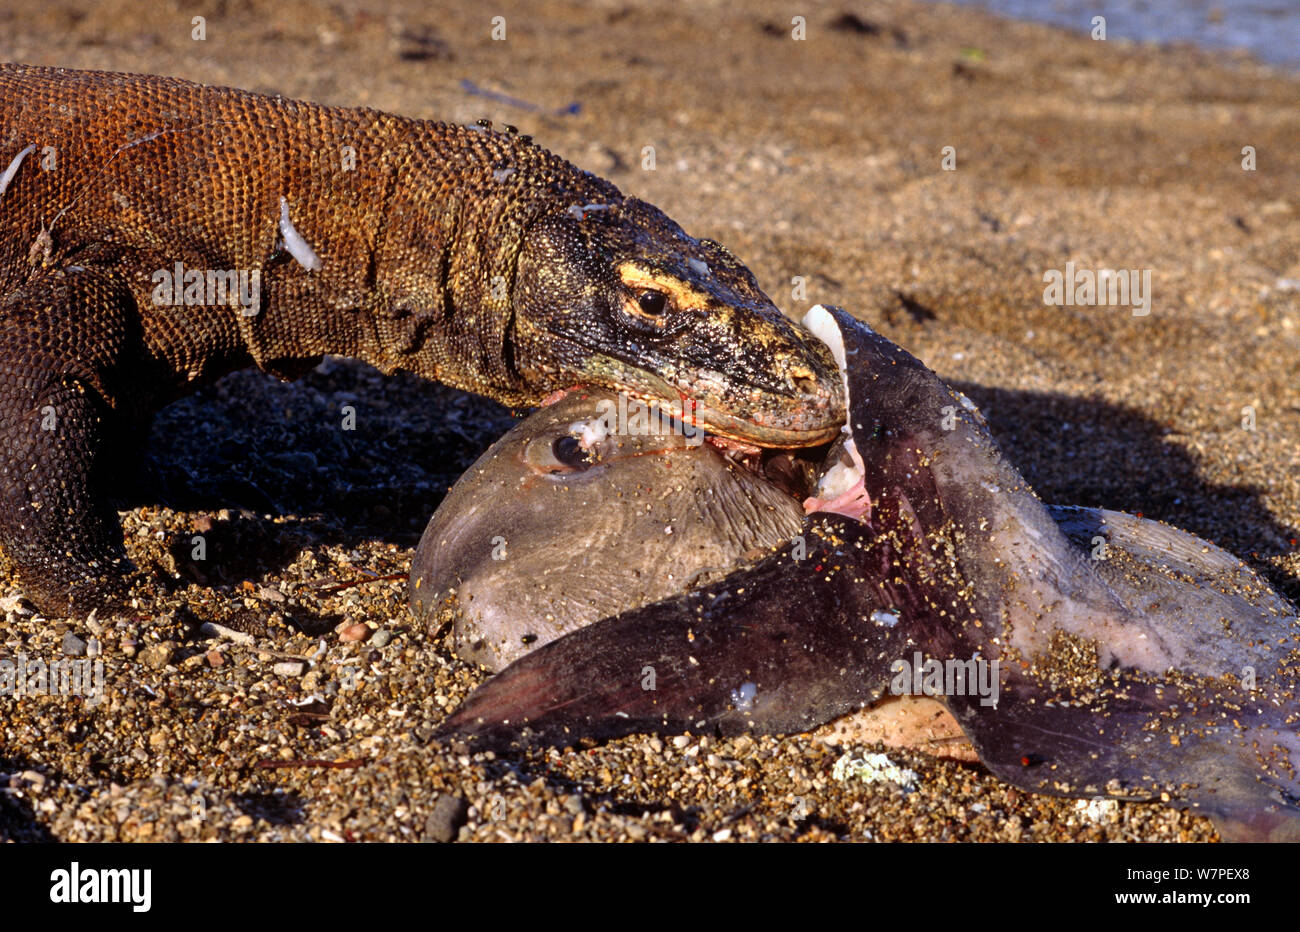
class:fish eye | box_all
[637,290,668,316]
[522,432,597,474]
[552,435,591,469]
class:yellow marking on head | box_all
[616,261,716,310]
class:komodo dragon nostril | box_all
[788,366,818,395]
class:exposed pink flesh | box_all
[540,386,584,407]
[803,477,872,522]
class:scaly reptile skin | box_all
[0,63,844,616]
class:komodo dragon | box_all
[0,63,844,616]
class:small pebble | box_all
[339,623,370,643]
[138,642,175,670]
[371,629,392,648]
[424,794,469,843]
[199,622,255,645]
[16,770,46,793]
[273,661,305,677]
[61,632,86,656]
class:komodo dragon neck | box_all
[0,63,617,403]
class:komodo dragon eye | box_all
[636,290,668,316]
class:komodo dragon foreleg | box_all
[0,262,161,614]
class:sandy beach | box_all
[1,0,1297,842]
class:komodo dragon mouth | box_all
[557,341,846,449]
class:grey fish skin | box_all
[436,306,1300,841]
[409,390,806,671]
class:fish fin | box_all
[948,674,1300,840]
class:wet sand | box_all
[1,0,1297,842]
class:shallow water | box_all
[948,0,1300,67]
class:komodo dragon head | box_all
[509,197,845,447]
